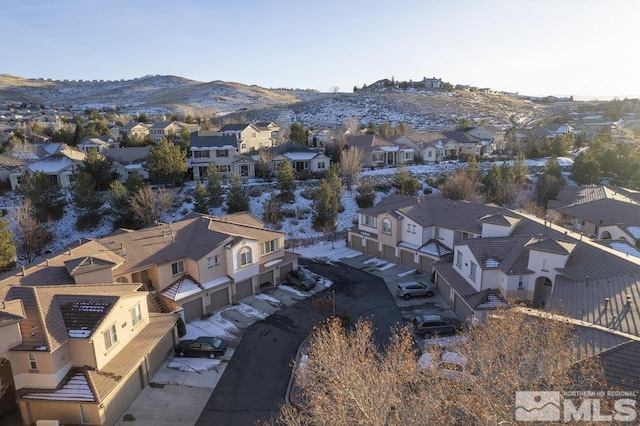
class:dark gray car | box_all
[412,314,461,338]
[285,269,317,291]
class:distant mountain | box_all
[0,74,551,130]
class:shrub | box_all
[374,181,392,192]
[281,207,297,218]
[276,191,296,204]
[300,187,317,200]
[248,186,263,197]
[423,186,433,195]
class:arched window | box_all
[240,248,253,267]
[382,218,392,234]
[116,276,128,283]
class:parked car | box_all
[175,336,227,359]
[286,269,317,291]
[396,281,435,300]
[418,351,474,382]
[412,314,461,338]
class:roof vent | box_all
[21,266,26,276]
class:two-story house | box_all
[219,123,274,153]
[119,122,151,140]
[190,131,256,179]
[77,136,120,154]
[442,131,484,158]
[103,147,150,182]
[347,194,640,332]
[148,121,181,143]
[346,135,414,168]
[0,284,178,425]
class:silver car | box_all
[396,281,435,300]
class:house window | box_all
[116,276,128,283]
[80,405,91,424]
[434,226,441,238]
[171,260,184,275]
[407,223,411,232]
[252,132,256,138]
[240,248,253,267]
[382,218,392,235]
[317,161,326,169]
[130,303,143,327]
[194,150,210,158]
[240,164,249,177]
[103,324,118,350]
[219,165,230,173]
[362,215,376,228]
[576,219,585,231]
[456,250,463,268]
[207,257,213,268]
[542,259,549,272]
[412,225,416,234]
[216,150,229,158]
[470,262,477,281]
[214,255,219,265]
[261,239,280,255]
[428,151,433,158]
[241,143,246,151]
[28,353,37,370]
[518,275,524,289]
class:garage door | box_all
[366,239,378,256]
[182,298,203,322]
[104,365,144,425]
[259,270,273,285]
[208,288,229,313]
[279,263,293,283]
[235,279,253,300]
[400,250,417,268]
[453,294,473,322]
[419,255,434,273]
[382,244,396,262]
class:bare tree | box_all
[12,199,53,263]
[339,147,363,190]
[330,86,340,95]
[344,115,359,137]
[439,170,481,202]
[129,186,175,226]
[270,308,603,425]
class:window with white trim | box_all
[317,161,326,169]
[470,262,477,281]
[456,250,463,268]
[80,404,91,424]
[434,226,441,238]
[214,255,219,265]
[130,303,143,327]
[116,276,128,283]
[103,324,118,350]
[362,215,376,228]
[240,248,253,267]
[381,218,392,235]
[207,257,213,268]
[261,239,280,255]
[518,275,524,289]
[28,353,37,370]
[171,260,184,275]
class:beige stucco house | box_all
[219,123,274,153]
[190,132,256,179]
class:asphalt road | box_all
[196,260,405,425]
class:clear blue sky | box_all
[2,0,639,99]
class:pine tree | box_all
[145,138,187,186]
[226,173,249,213]
[277,160,296,193]
[0,214,16,272]
[70,171,103,228]
[326,163,342,198]
[79,149,113,191]
[355,178,376,208]
[193,181,209,214]
[312,179,339,232]
[289,122,307,145]
[125,171,145,193]
[16,171,66,222]
[482,164,503,204]
[206,163,224,207]
[393,163,421,196]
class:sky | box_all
[2,0,639,99]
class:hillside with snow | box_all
[0,74,552,130]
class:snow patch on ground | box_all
[168,358,221,372]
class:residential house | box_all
[103,147,150,182]
[547,185,640,248]
[253,121,281,143]
[269,142,331,174]
[418,77,442,89]
[394,132,448,163]
[219,123,274,153]
[0,284,178,425]
[77,136,120,153]
[148,121,181,143]
[464,125,506,152]
[0,154,24,190]
[442,131,485,158]
[190,131,256,179]
[0,212,298,323]
[8,144,86,190]
[308,129,333,148]
[347,193,640,331]
[119,122,151,139]
[346,135,413,168]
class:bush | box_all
[276,191,296,204]
[281,207,297,218]
[176,317,187,337]
[300,187,318,200]
[75,212,101,231]
[423,186,433,194]
[374,181,392,192]
[248,186,263,197]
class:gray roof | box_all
[442,130,481,144]
[148,121,176,130]
[219,123,251,132]
[597,340,640,391]
[103,147,149,164]
[346,135,396,153]
[190,132,238,149]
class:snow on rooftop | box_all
[283,152,317,160]
[68,329,91,338]
[201,276,232,290]
[162,276,202,301]
[23,373,94,402]
[264,258,283,267]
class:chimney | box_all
[68,247,72,255]
[46,259,49,266]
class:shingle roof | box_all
[219,123,254,132]
[442,130,481,144]
[103,147,149,164]
[190,132,238,149]
[597,340,640,391]
[346,135,396,153]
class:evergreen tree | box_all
[70,171,103,228]
[79,149,114,191]
[378,121,393,138]
[0,215,16,272]
[16,171,66,222]
[72,123,84,146]
[482,164,503,204]
[262,191,282,225]
[326,163,343,199]
[393,163,421,196]
[465,155,480,182]
[226,173,249,213]
[125,171,145,193]
[206,163,224,207]
[312,179,339,232]
[289,122,308,145]
[193,181,209,214]
[277,160,296,193]
[571,153,601,185]
[145,138,187,185]
[355,178,376,208]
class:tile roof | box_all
[597,341,640,391]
